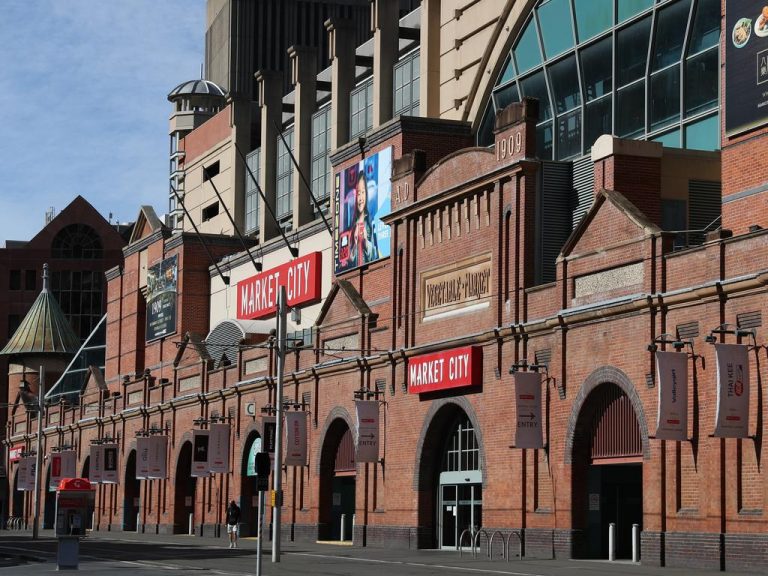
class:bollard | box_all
[632,523,640,563]
[340,514,347,541]
[136,513,140,533]
[352,514,356,542]
[608,523,616,561]
[189,513,194,536]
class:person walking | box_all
[225,500,241,549]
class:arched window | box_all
[441,415,480,473]
[52,224,103,259]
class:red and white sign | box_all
[355,400,379,463]
[237,252,322,320]
[148,436,168,479]
[655,351,688,441]
[136,436,150,480]
[208,423,230,474]
[408,346,482,394]
[714,343,750,438]
[17,457,36,491]
[49,451,77,489]
[9,445,23,463]
[284,411,308,467]
[514,372,544,449]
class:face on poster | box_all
[334,147,392,274]
[145,255,178,342]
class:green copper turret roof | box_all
[0,264,80,356]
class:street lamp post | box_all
[32,366,45,540]
[272,286,286,562]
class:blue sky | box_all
[0,0,205,243]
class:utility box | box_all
[55,478,94,570]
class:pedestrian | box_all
[225,500,241,549]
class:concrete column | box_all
[326,18,357,149]
[255,70,283,240]
[371,0,398,127]
[288,45,318,229]
[229,94,251,233]
[420,0,441,117]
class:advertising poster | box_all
[262,416,277,454]
[50,451,77,489]
[102,444,119,484]
[714,343,751,437]
[655,351,689,441]
[726,1,768,135]
[191,430,210,477]
[334,146,392,274]
[136,436,150,480]
[514,372,544,449]
[90,444,104,484]
[354,400,379,463]
[284,411,308,467]
[145,254,178,342]
[17,457,34,491]
[208,423,230,474]
[148,436,169,479]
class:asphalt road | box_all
[0,530,764,575]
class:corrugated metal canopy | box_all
[0,264,80,356]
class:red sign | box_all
[9,445,23,462]
[408,346,482,394]
[237,252,322,320]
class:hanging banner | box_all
[90,444,104,484]
[514,372,544,449]
[191,430,210,477]
[102,444,119,484]
[262,416,277,454]
[285,412,308,467]
[655,351,689,441]
[49,450,77,489]
[148,435,168,479]
[208,423,230,474]
[714,343,751,438]
[246,437,263,476]
[355,400,379,463]
[144,254,178,342]
[17,457,35,491]
[136,436,150,479]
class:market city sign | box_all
[407,346,483,394]
[237,251,322,320]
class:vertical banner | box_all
[514,372,544,449]
[355,400,380,463]
[90,444,104,484]
[102,444,119,484]
[60,450,77,481]
[50,452,63,489]
[208,424,231,474]
[262,416,277,454]
[284,411,308,467]
[655,351,689,440]
[136,436,150,480]
[191,430,210,477]
[714,343,751,438]
[17,457,34,491]
[148,436,168,479]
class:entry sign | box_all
[355,400,379,463]
[237,251,322,320]
[408,346,483,394]
[714,343,750,438]
[655,351,688,441]
[191,430,210,477]
[514,372,543,449]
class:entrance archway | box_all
[415,400,484,549]
[240,433,262,536]
[570,380,645,559]
[11,471,23,519]
[43,465,55,529]
[173,441,195,534]
[318,416,356,541]
[123,450,139,531]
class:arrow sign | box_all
[514,372,543,449]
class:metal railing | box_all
[457,527,524,561]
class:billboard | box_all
[334,147,392,274]
[145,255,178,342]
[726,2,768,135]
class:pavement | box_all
[0,528,764,575]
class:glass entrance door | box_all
[438,483,482,549]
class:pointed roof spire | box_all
[0,264,80,356]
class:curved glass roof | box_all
[478,0,721,158]
[167,79,226,101]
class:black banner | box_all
[145,255,178,342]
[262,417,277,454]
[726,1,768,135]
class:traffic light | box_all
[254,452,270,491]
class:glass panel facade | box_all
[394,50,420,116]
[482,0,720,156]
[51,270,103,341]
[311,107,331,212]
[651,128,680,148]
[537,0,575,59]
[350,79,373,138]
[244,148,260,234]
[684,113,719,151]
[276,128,294,221]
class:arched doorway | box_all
[11,471,23,519]
[318,418,356,541]
[571,382,643,559]
[240,433,262,536]
[123,450,140,531]
[417,405,483,549]
[43,465,55,529]
[173,441,195,534]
